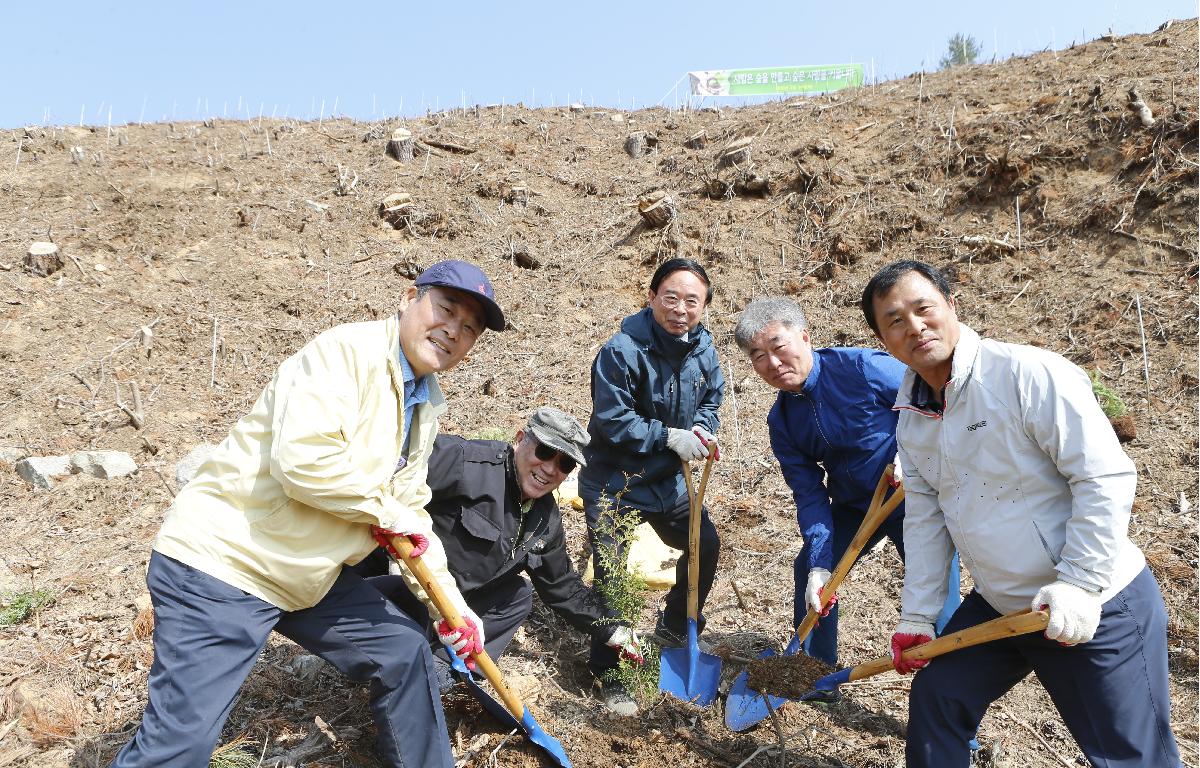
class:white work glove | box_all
[804,568,837,617]
[437,606,487,671]
[691,425,720,460]
[666,427,708,462]
[890,620,936,673]
[604,625,646,664]
[1032,581,1102,645]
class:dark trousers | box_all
[792,504,961,665]
[112,552,452,768]
[907,567,1181,768]
[367,572,534,666]
[584,494,719,676]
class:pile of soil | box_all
[0,19,1196,768]
[746,653,837,700]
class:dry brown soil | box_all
[0,19,1196,768]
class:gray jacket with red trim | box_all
[894,324,1146,620]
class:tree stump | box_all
[625,131,658,159]
[684,130,707,149]
[386,128,414,162]
[625,131,647,158]
[24,242,63,277]
[717,137,753,167]
[638,191,676,228]
[378,192,416,228]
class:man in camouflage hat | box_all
[360,407,646,700]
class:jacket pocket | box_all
[1030,520,1060,566]
[459,502,501,543]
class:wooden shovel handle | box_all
[794,466,902,644]
[847,609,1051,682]
[681,451,716,622]
[385,534,526,717]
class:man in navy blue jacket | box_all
[580,258,725,715]
[735,297,958,678]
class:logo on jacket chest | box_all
[965,420,988,432]
[530,538,546,553]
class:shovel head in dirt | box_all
[659,617,723,707]
[724,633,801,730]
[659,455,722,707]
[725,468,902,732]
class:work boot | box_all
[597,680,638,717]
[651,616,713,652]
[799,687,842,705]
[433,659,456,696]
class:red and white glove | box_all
[890,620,935,674]
[804,568,837,618]
[371,525,429,559]
[888,454,903,489]
[605,626,646,665]
[666,428,707,462]
[1032,581,1102,645]
[692,426,720,461]
[438,608,486,671]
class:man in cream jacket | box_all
[114,261,506,768]
[861,260,1179,768]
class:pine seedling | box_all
[0,589,54,626]
[1091,370,1128,419]
[591,487,661,700]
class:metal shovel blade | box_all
[659,618,722,707]
[446,650,522,731]
[724,633,802,730]
[446,650,573,768]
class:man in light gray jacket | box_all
[861,260,1179,768]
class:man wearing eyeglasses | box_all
[360,407,646,694]
[580,257,725,715]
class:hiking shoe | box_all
[598,680,638,717]
[651,619,713,652]
[799,686,842,705]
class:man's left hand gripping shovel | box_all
[381,533,573,768]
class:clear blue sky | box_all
[4,1,1193,128]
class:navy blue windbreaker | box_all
[768,347,906,571]
[579,307,724,512]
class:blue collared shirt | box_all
[397,345,430,463]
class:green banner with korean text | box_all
[688,64,863,97]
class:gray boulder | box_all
[16,456,73,489]
[71,450,138,479]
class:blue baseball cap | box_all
[414,260,506,331]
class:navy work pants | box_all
[112,552,452,768]
[585,494,719,677]
[793,503,960,665]
[906,567,1181,768]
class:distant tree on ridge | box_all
[939,33,981,69]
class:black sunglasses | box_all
[531,438,577,474]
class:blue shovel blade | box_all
[446,649,522,731]
[659,618,722,707]
[724,647,790,731]
[724,632,807,731]
[446,649,573,768]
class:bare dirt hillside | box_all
[1,19,1196,768]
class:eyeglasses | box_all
[656,292,702,311]
[531,438,577,474]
